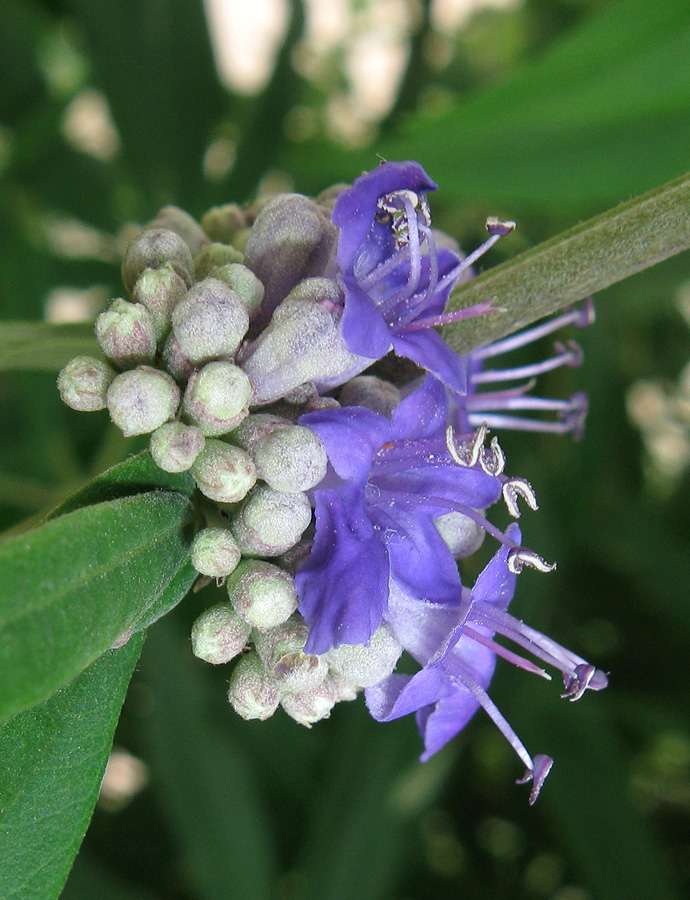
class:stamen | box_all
[446,423,487,468]
[516,754,553,805]
[502,478,539,518]
[562,663,609,700]
[507,548,557,574]
[473,301,595,361]
[462,626,552,680]
[467,412,582,435]
[471,340,583,385]
[450,217,516,280]
[399,300,496,333]
[480,437,506,476]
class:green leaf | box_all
[0,322,98,372]
[0,489,193,722]
[0,633,144,900]
[442,171,690,354]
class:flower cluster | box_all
[58,161,606,802]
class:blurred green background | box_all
[1,1,689,898]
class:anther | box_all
[507,547,557,574]
[502,478,539,518]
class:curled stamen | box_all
[516,754,554,806]
[446,423,488,468]
[486,216,516,237]
[479,437,506,476]
[502,478,539,518]
[507,547,557,574]
[562,663,609,700]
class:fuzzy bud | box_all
[106,366,179,436]
[172,277,249,364]
[58,355,115,411]
[161,331,195,383]
[212,263,264,317]
[132,265,188,340]
[229,413,291,452]
[121,228,194,293]
[95,299,157,369]
[434,511,486,558]
[150,422,205,472]
[280,678,338,726]
[327,624,402,688]
[244,193,337,328]
[191,603,250,664]
[231,485,311,556]
[200,203,247,244]
[226,560,298,630]
[190,527,242,578]
[339,375,402,417]
[148,205,210,257]
[191,439,257,503]
[194,242,244,280]
[227,652,280,720]
[254,617,328,694]
[183,361,251,436]
[252,424,327,493]
[239,279,365,405]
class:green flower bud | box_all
[200,203,247,244]
[190,527,242,578]
[57,355,115,412]
[106,365,180,436]
[194,242,244,280]
[148,205,210,257]
[161,331,194,383]
[227,652,280,720]
[132,265,188,340]
[254,616,327,694]
[327,624,402,688]
[252,424,327,493]
[191,439,257,503]
[244,193,337,329]
[95,298,157,369]
[191,603,251,664]
[183,361,251,436]
[434,511,486,558]
[280,678,338,726]
[231,485,311,556]
[212,263,264,317]
[121,228,194,293]
[339,375,401,417]
[226,560,298,630]
[150,422,205,472]
[229,413,291,452]
[172,276,249,364]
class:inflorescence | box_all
[58,161,607,803]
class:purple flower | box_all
[365,524,608,803]
[296,377,504,654]
[331,161,499,393]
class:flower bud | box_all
[200,203,247,244]
[191,603,250,664]
[106,366,179,436]
[148,205,210,257]
[191,439,257,503]
[172,277,249,364]
[58,355,115,411]
[229,413,291,452]
[254,616,327,694]
[239,279,365,404]
[183,361,251,436]
[132,265,188,340]
[434,511,486,558]
[95,299,157,368]
[150,422,205,472]
[327,624,402,688]
[190,527,242,578]
[226,560,298,630]
[252,424,327,493]
[161,331,195,383]
[121,228,194,293]
[339,375,401,417]
[194,242,244,280]
[280,678,338,726]
[227,652,280,720]
[244,193,337,328]
[231,485,311,556]
[212,263,264,317]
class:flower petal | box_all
[300,406,392,483]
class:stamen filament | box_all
[462,626,553,680]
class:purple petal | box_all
[417,687,483,760]
[296,486,389,653]
[385,581,463,664]
[390,375,449,441]
[300,406,392,483]
[391,328,467,394]
[340,281,394,359]
[470,527,520,611]
[365,664,449,722]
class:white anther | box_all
[502,478,539,518]
[507,547,557,574]
[480,437,506,476]
[446,423,488,468]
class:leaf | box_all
[0,632,144,900]
[0,489,193,722]
[0,322,98,372]
[442,170,690,354]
